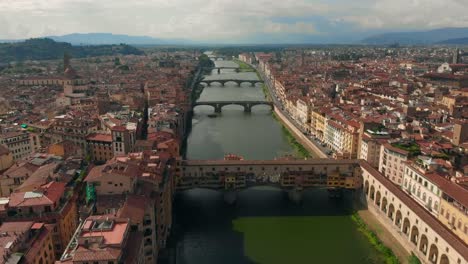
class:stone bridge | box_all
[203,66,239,70]
[202,67,255,74]
[193,100,274,113]
[198,79,264,87]
[178,159,362,202]
[208,56,227,61]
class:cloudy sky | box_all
[1,0,467,42]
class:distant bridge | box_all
[203,66,239,70]
[198,79,264,86]
[208,56,227,61]
[193,100,273,113]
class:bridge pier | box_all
[217,68,221,74]
[223,190,237,204]
[244,104,251,113]
[214,104,222,113]
[288,189,303,203]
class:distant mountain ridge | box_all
[0,38,143,63]
[46,33,191,45]
[362,27,468,45]
[437,37,468,45]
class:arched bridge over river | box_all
[193,100,273,113]
[198,79,264,87]
[178,159,362,202]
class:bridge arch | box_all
[395,210,402,227]
[410,225,419,245]
[375,190,381,206]
[440,254,449,264]
[428,244,439,264]
[402,217,411,236]
[364,180,369,196]
[381,196,388,213]
[193,104,217,112]
[250,103,274,112]
[388,203,395,220]
[419,234,428,255]
[224,80,240,86]
[370,185,375,200]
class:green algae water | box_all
[172,188,385,264]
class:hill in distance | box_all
[362,27,468,45]
[0,38,144,63]
[47,33,191,46]
[436,37,468,45]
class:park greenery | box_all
[391,141,421,156]
[0,38,143,63]
[351,212,400,264]
[198,54,215,69]
[407,253,422,264]
[233,59,255,72]
[280,125,311,158]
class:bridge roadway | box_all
[208,56,227,61]
[193,100,273,113]
[197,79,264,86]
[178,159,361,202]
[203,66,239,70]
[202,67,256,74]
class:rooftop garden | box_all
[391,141,421,157]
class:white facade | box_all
[379,144,409,185]
[403,162,441,217]
[295,99,309,132]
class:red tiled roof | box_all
[8,181,65,207]
[87,133,112,142]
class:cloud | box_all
[340,0,468,30]
[0,0,466,41]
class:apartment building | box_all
[0,131,33,161]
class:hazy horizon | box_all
[1,0,468,44]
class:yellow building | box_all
[438,189,468,244]
[311,108,327,141]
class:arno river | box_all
[172,57,385,264]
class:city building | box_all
[0,144,13,172]
[0,221,56,264]
[0,131,33,161]
[86,133,113,163]
[58,216,145,263]
[0,181,78,257]
[379,141,417,185]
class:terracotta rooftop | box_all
[86,133,112,142]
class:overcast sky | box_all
[1,0,467,42]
